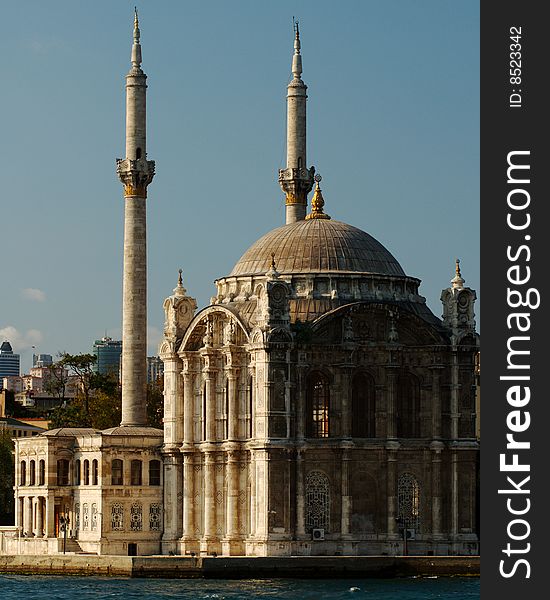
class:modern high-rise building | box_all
[92,336,123,378]
[32,354,53,368]
[146,356,163,385]
[0,341,20,389]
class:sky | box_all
[0,0,479,372]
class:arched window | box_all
[29,460,36,486]
[398,472,420,529]
[149,460,161,486]
[20,461,26,486]
[352,373,376,437]
[83,459,90,485]
[38,460,45,486]
[396,373,421,438]
[92,459,98,485]
[136,147,142,159]
[305,470,330,532]
[57,459,70,486]
[75,459,81,485]
[111,459,123,486]
[306,372,330,438]
[131,460,142,486]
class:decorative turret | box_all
[441,259,477,337]
[162,269,197,347]
[278,21,315,224]
[116,10,155,427]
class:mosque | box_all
[5,13,479,557]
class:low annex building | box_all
[3,15,479,558]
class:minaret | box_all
[278,21,315,224]
[116,9,155,427]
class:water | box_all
[0,575,479,599]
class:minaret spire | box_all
[131,7,142,69]
[116,11,155,427]
[279,20,315,224]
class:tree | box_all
[147,383,164,429]
[58,353,97,416]
[0,429,15,525]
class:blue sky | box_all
[0,0,479,371]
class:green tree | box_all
[0,430,15,525]
[147,383,164,429]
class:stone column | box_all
[36,497,44,537]
[16,496,23,530]
[183,371,195,444]
[295,450,306,536]
[340,448,351,536]
[227,372,239,441]
[431,443,443,539]
[162,355,183,446]
[431,367,442,439]
[32,497,38,537]
[203,452,216,539]
[340,368,352,438]
[450,352,460,440]
[296,368,306,440]
[24,496,33,536]
[451,450,459,539]
[45,497,55,537]
[162,452,183,548]
[386,446,398,538]
[225,450,240,543]
[386,369,397,439]
[205,376,215,442]
[249,450,257,537]
[182,453,195,539]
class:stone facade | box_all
[159,247,479,557]
[11,427,163,555]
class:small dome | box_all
[230,219,405,277]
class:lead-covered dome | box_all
[230,219,405,277]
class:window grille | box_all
[397,472,420,529]
[82,503,89,530]
[111,503,124,531]
[91,503,98,531]
[130,502,143,531]
[149,503,161,531]
[305,470,330,532]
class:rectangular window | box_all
[148,460,161,486]
[131,460,142,486]
[111,459,123,486]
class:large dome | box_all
[230,219,405,277]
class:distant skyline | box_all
[0,0,480,371]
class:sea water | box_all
[0,575,479,599]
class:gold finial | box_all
[306,174,331,220]
[178,268,183,286]
[455,258,461,278]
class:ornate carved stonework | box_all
[116,157,155,197]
